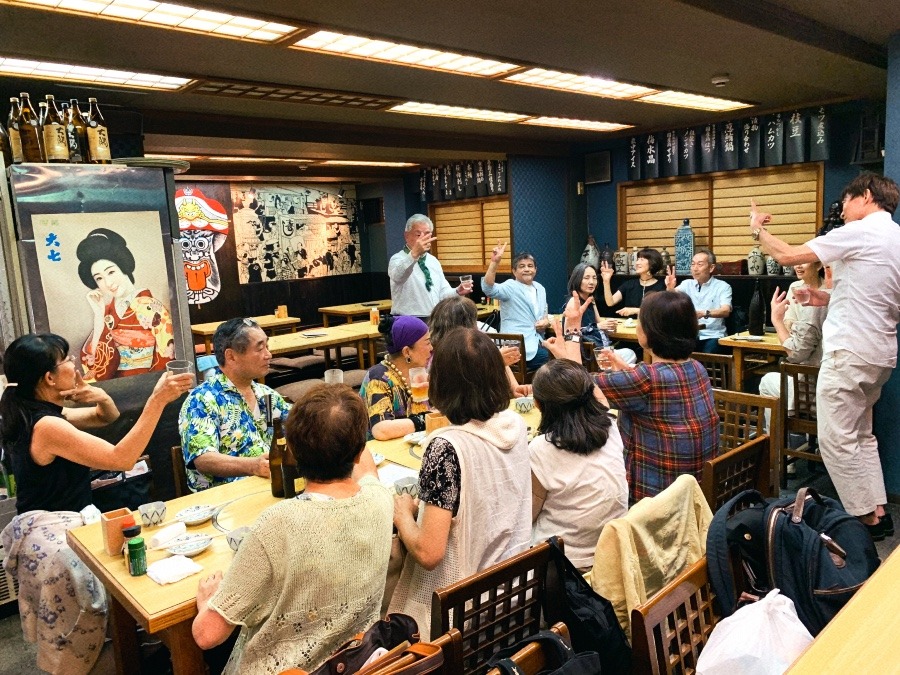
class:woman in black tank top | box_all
[1,333,194,514]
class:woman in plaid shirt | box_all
[547,291,718,502]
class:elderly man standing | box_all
[750,173,900,540]
[389,214,472,318]
[179,317,290,492]
[665,248,732,353]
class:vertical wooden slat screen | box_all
[619,164,823,262]
[430,197,511,273]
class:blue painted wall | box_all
[875,30,900,498]
[508,155,569,307]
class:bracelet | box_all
[410,413,427,432]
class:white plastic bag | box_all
[697,589,813,675]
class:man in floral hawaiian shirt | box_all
[179,318,290,491]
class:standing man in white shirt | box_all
[388,214,472,318]
[749,173,900,540]
[665,248,733,353]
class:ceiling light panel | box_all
[504,68,656,99]
[389,101,529,123]
[0,56,191,89]
[293,30,519,77]
[636,90,751,112]
[6,0,297,41]
[522,117,633,132]
[322,160,418,167]
[191,79,402,109]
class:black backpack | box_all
[706,487,880,636]
[545,537,631,674]
[485,629,602,675]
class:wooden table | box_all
[67,477,279,675]
[718,332,787,390]
[191,314,301,354]
[319,300,392,326]
[267,322,381,370]
[787,545,900,673]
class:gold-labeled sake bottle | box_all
[42,95,69,162]
[85,97,111,164]
[16,93,45,163]
[65,99,89,163]
[6,98,23,164]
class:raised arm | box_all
[483,240,507,289]
[750,199,820,266]
[600,261,623,307]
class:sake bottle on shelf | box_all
[748,279,765,336]
[6,97,23,164]
[37,101,47,126]
[65,99,89,163]
[85,97,111,164]
[0,119,12,167]
[16,93,45,163]
[42,95,69,163]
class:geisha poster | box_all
[31,212,176,381]
[231,183,361,283]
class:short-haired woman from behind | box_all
[530,360,628,571]
[388,328,531,637]
[546,290,718,502]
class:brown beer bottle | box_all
[42,95,69,163]
[85,97,111,164]
[66,99,89,163]
[17,93,44,163]
[6,98,23,164]
[282,436,299,498]
[269,411,286,498]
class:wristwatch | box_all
[751,228,761,240]
[705,309,711,320]
[563,333,582,343]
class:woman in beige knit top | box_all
[191,385,393,675]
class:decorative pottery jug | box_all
[660,246,672,271]
[748,245,765,276]
[765,254,781,275]
[630,246,639,273]
[613,247,629,274]
[674,218,694,275]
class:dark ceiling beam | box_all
[676,0,887,69]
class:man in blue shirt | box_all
[666,249,732,353]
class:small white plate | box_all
[166,533,212,557]
[737,335,764,342]
[175,505,215,526]
[403,431,426,445]
[372,452,385,465]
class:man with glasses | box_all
[749,173,900,540]
[178,318,291,492]
[665,249,733,353]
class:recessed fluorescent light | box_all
[146,154,311,162]
[504,68,656,99]
[293,30,519,77]
[0,56,191,89]
[322,160,418,167]
[636,90,751,112]
[144,153,198,160]
[389,101,529,123]
[6,0,297,42]
[522,117,633,132]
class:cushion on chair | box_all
[270,354,327,370]
[342,369,367,389]
[276,379,325,403]
[313,347,358,360]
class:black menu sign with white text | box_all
[679,128,697,175]
[718,121,739,171]
[808,107,829,161]
[740,117,761,169]
[643,134,659,179]
[764,113,784,166]
[628,136,642,180]
[699,125,717,173]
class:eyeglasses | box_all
[53,354,77,370]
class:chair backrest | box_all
[692,352,735,391]
[631,557,721,675]
[432,540,561,674]
[701,434,770,511]
[487,333,527,384]
[170,445,188,498]
[712,389,780,496]
[484,623,571,675]
[355,628,464,675]
[780,362,819,435]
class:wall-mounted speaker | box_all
[585,151,611,184]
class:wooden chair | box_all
[487,332,527,384]
[712,389,780,497]
[780,362,822,487]
[692,352,735,391]
[701,434,770,511]
[631,557,721,675]
[170,445,188,498]
[356,628,465,675]
[484,623,571,675]
[431,540,562,674]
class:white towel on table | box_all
[147,555,203,585]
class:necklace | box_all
[382,357,412,396]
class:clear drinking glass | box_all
[408,367,429,402]
[594,347,613,372]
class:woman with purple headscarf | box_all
[360,315,433,440]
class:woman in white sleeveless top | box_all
[389,328,532,637]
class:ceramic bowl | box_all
[226,526,251,552]
[394,477,419,498]
[138,501,167,527]
[165,533,212,557]
[514,396,534,414]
